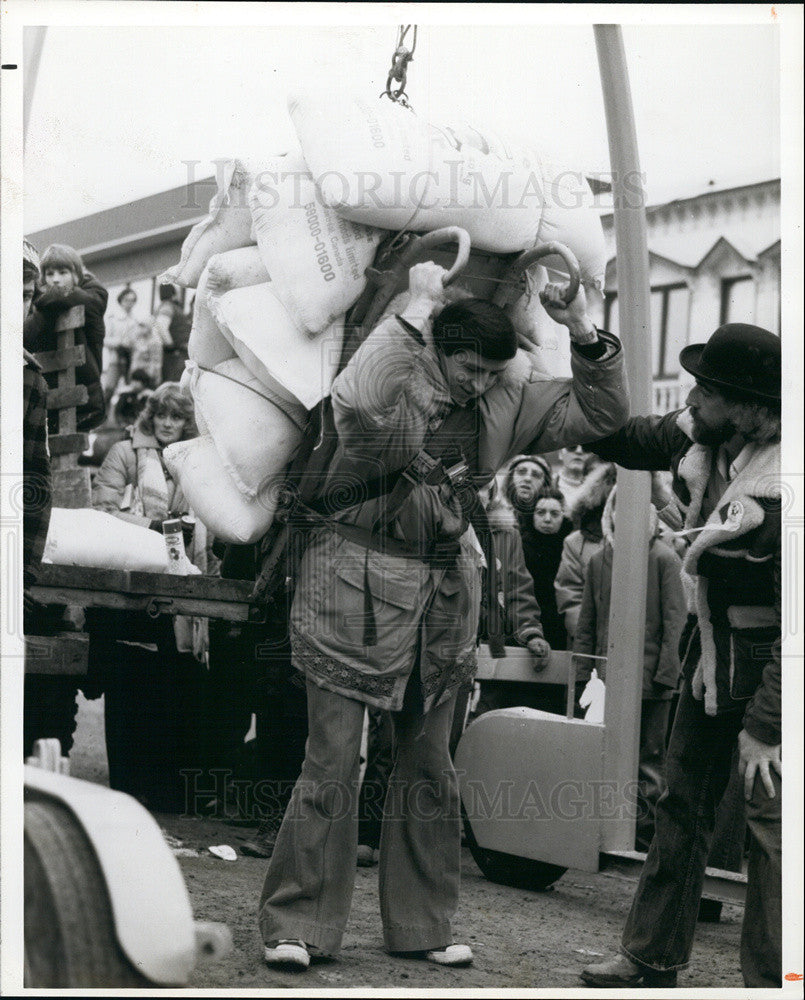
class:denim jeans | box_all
[621,681,781,986]
[258,674,462,955]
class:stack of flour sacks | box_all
[160,87,607,545]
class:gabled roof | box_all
[25,177,215,260]
[607,229,781,270]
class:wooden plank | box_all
[46,385,87,411]
[28,585,260,623]
[33,563,257,600]
[600,851,746,907]
[53,305,85,333]
[34,344,86,374]
[474,645,596,687]
[51,466,92,507]
[48,432,89,457]
[25,632,89,675]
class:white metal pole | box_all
[594,24,653,853]
[23,27,47,153]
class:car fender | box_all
[24,766,197,985]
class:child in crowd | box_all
[573,486,686,849]
[520,485,573,650]
[554,462,617,644]
[23,243,108,432]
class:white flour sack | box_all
[288,89,543,254]
[43,508,168,572]
[162,159,276,288]
[188,358,305,499]
[248,150,383,333]
[289,89,605,286]
[447,124,606,289]
[187,261,237,369]
[208,281,343,411]
[163,436,280,545]
[205,245,269,295]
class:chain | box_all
[380,25,417,108]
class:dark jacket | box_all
[290,316,630,713]
[574,496,686,697]
[23,350,52,582]
[485,504,545,648]
[553,463,615,640]
[24,272,108,431]
[589,409,781,745]
[520,516,572,650]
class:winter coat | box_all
[553,463,616,640]
[520,516,573,650]
[589,409,781,745]
[484,503,545,647]
[23,350,52,582]
[24,272,108,431]
[290,315,629,713]
[573,493,686,697]
[92,428,190,528]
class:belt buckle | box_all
[444,459,470,488]
[405,451,443,485]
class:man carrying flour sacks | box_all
[258,262,630,971]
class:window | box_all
[604,283,690,378]
[720,275,754,325]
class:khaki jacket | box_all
[291,315,629,712]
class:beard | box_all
[690,415,735,447]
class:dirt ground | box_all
[68,693,744,991]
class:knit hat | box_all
[23,239,40,280]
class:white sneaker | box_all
[425,944,474,967]
[264,940,310,970]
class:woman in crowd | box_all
[520,484,573,651]
[87,383,211,809]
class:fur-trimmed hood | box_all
[565,461,617,526]
[677,429,781,718]
[601,485,659,548]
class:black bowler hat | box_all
[679,323,780,405]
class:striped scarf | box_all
[135,446,171,521]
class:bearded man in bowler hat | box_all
[578,323,783,989]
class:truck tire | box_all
[23,676,79,759]
[463,812,567,892]
[24,798,151,988]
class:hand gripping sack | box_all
[188,358,305,499]
[163,435,280,546]
[248,150,383,333]
[208,281,343,411]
